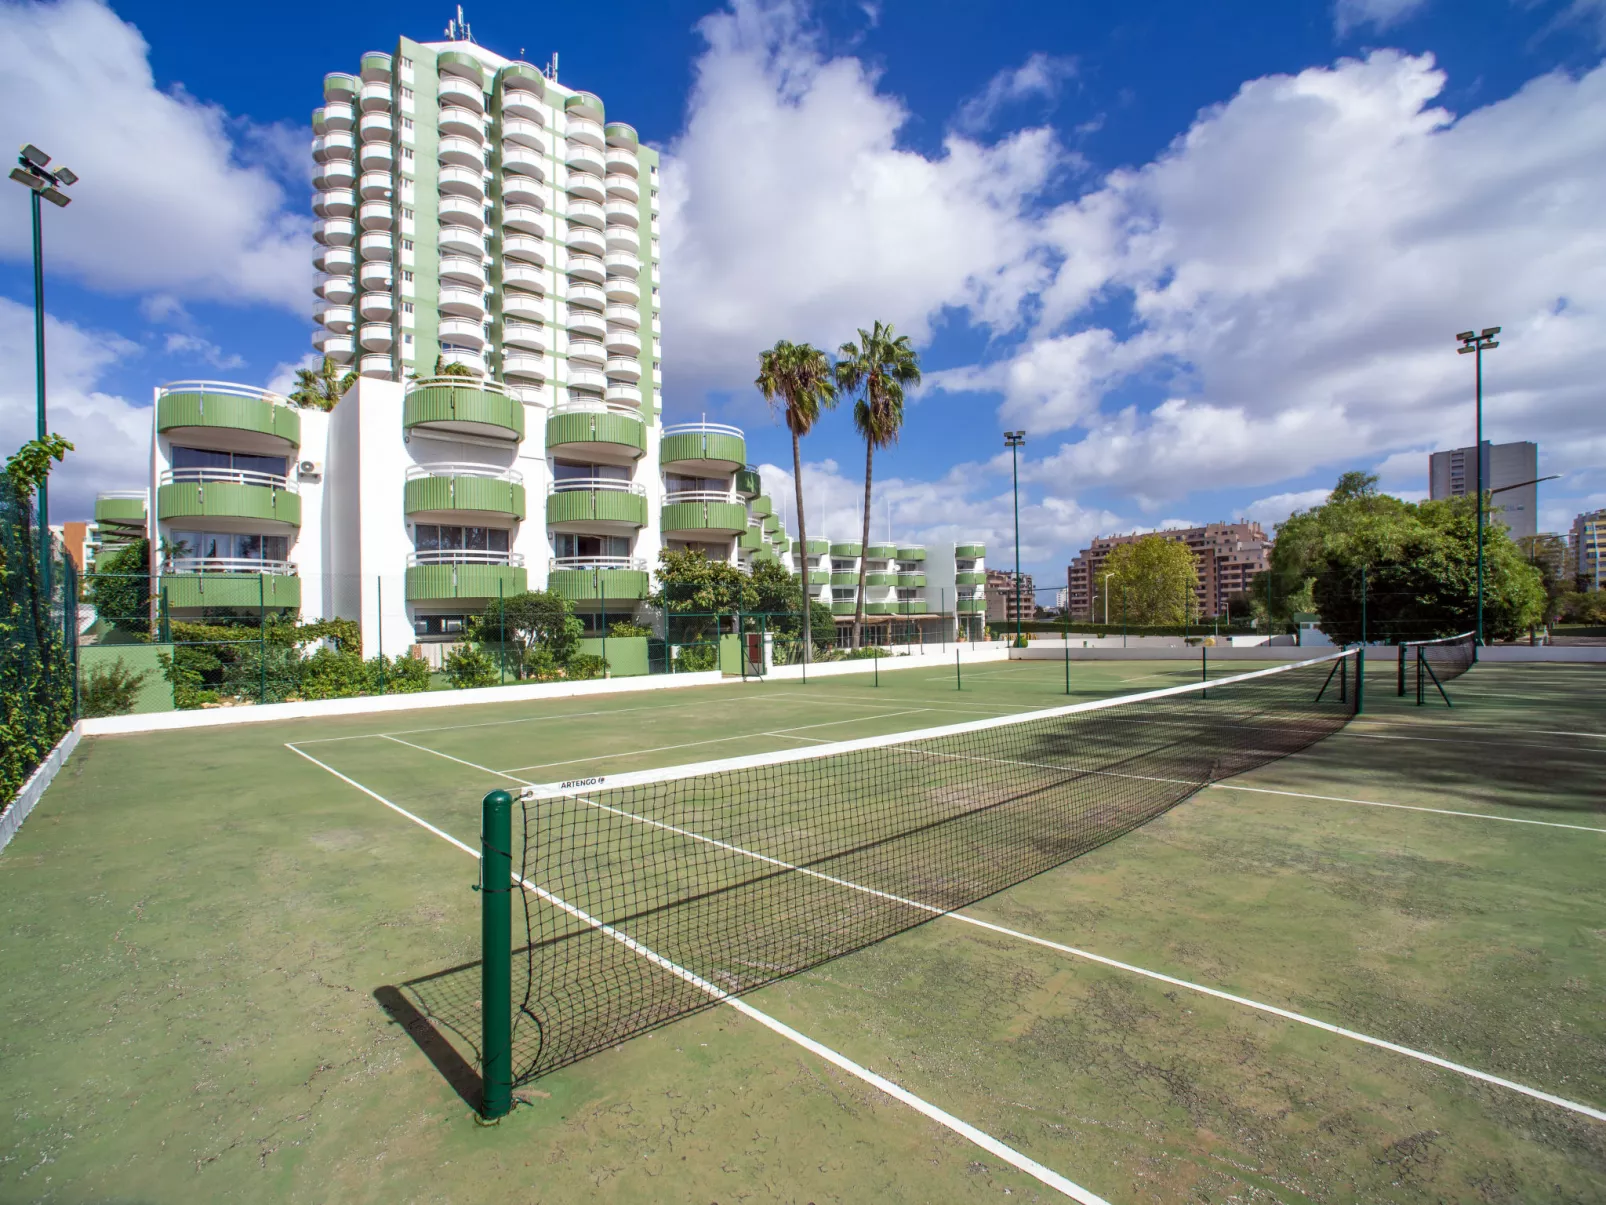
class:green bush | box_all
[79,661,149,718]
[374,653,430,694]
[607,621,652,638]
[675,642,717,672]
[566,652,608,680]
[443,644,499,689]
[843,646,886,659]
[297,648,373,700]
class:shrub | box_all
[675,642,717,672]
[565,653,607,680]
[297,648,373,700]
[443,644,499,689]
[843,646,886,659]
[374,652,430,694]
[79,661,149,718]
[607,621,652,638]
[523,647,562,682]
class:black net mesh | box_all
[1413,631,1476,685]
[499,653,1358,1085]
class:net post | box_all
[1397,643,1405,697]
[956,647,961,691]
[1416,646,1424,706]
[1201,644,1207,699]
[479,788,514,1122]
[1355,646,1365,715]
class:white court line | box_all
[282,742,1107,1205]
[1337,730,1606,755]
[1348,719,1606,741]
[1207,783,1606,833]
[371,734,1606,1125]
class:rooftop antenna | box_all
[545,51,559,82]
[444,5,472,42]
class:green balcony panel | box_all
[660,429,746,468]
[748,495,773,518]
[896,547,926,562]
[361,53,391,76]
[94,496,146,526]
[761,513,780,534]
[897,574,927,588]
[436,50,483,78]
[957,599,986,613]
[863,573,895,587]
[955,544,986,560]
[324,72,358,100]
[829,572,860,587]
[157,391,301,449]
[864,602,893,615]
[735,468,762,498]
[158,482,300,528]
[548,568,649,602]
[829,543,862,558]
[896,601,926,615]
[660,500,748,534]
[955,571,986,586]
[546,489,648,527]
[796,570,829,585]
[737,527,764,552]
[792,538,828,555]
[830,601,857,616]
[404,475,526,519]
[160,573,300,610]
[404,384,524,441]
[864,544,896,560]
[545,410,646,457]
[406,564,526,601]
[497,62,544,92]
[751,549,779,567]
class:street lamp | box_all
[1455,326,1500,654]
[10,143,76,591]
[1102,571,1114,626]
[1004,431,1026,645]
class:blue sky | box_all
[3,0,1604,590]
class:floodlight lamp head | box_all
[1480,326,1500,338]
[41,187,70,208]
[54,167,77,186]
[1455,330,1476,343]
[9,166,46,192]
[19,143,50,168]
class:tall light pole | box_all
[1103,572,1114,626]
[1004,431,1026,645]
[10,143,76,592]
[1456,327,1500,654]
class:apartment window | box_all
[413,614,466,638]
[171,447,287,478]
[401,56,412,68]
[554,459,629,483]
[166,531,289,567]
[650,165,658,178]
[401,117,414,131]
[653,360,661,373]
[402,239,414,251]
[401,86,413,99]
[554,533,629,559]
[414,524,511,554]
[402,302,415,314]
[402,148,414,161]
[403,334,414,344]
[402,207,414,221]
[403,270,414,283]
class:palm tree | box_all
[835,321,921,648]
[288,356,355,411]
[756,340,837,661]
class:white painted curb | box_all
[0,723,82,856]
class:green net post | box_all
[955,648,962,691]
[1397,642,1406,697]
[258,573,267,704]
[480,788,514,1121]
[1355,646,1365,715]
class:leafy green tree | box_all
[607,620,652,638]
[836,322,920,647]
[473,590,582,679]
[5,433,72,499]
[650,547,756,642]
[288,356,356,411]
[443,643,499,688]
[1102,535,1201,626]
[86,538,151,632]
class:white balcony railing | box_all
[408,550,524,567]
[663,489,736,505]
[166,557,297,576]
[548,478,645,495]
[161,467,297,493]
[158,381,295,409]
[405,374,510,398]
[550,556,647,573]
[553,398,642,419]
[662,421,744,439]
[405,463,522,484]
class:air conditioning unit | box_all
[299,460,323,479]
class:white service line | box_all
[1348,719,1606,740]
[283,742,1108,1205]
[1336,730,1606,755]
[1207,783,1606,833]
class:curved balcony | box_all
[604,174,639,203]
[661,422,746,472]
[437,225,486,259]
[503,321,545,352]
[359,80,391,111]
[955,543,986,561]
[599,301,638,329]
[567,254,605,284]
[438,195,485,230]
[360,353,394,378]
[604,382,641,407]
[829,572,863,588]
[439,285,488,320]
[661,491,748,537]
[568,224,606,257]
[317,274,355,304]
[358,259,392,290]
[501,173,542,207]
[604,276,640,305]
[437,316,485,349]
[500,144,545,180]
[358,142,394,172]
[565,114,605,147]
[566,283,607,311]
[404,464,525,522]
[406,551,526,602]
[547,479,647,529]
[160,561,301,611]
[566,306,605,339]
[438,348,483,375]
[312,132,355,163]
[358,291,394,321]
[566,367,608,395]
[567,199,605,228]
[792,538,830,556]
[567,338,605,366]
[605,147,639,177]
[865,544,896,561]
[498,63,544,107]
[733,469,762,499]
[796,569,829,587]
[603,250,639,277]
[403,377,524,442]
[748,495,773,517]
[896,546,926,562]
[566,144,605,177]
[158,467,300,530]
[502,263,546,295]
[357,199,392,230]
[95,491,148,529]
[356,169,392,199]
[737,526,764,554]
[360,51,391,82]
[320,102,354,132]
[501,234,545,266]
[314,244,354,275]
[437,135,484,171]
[547,558,649,603]
[439,254,487,287]
[501,289,544,322]
[565,169,604,203]
[956,598,986,614]
[897,573,927,588]
[316,304,354,333]
[314,188,356,218]
[604,121,638,148]
[320,335,355,364]
[501,353,543,384]
[604,200,639,228]
[313,161,355,191]
[830,601,858,616]
[604,326,641,357]
[438,165,485,199]
[157,381,300,454]
[606,227,641,258]
[954,571,986,586]
[504,205,545,237]
[358,111,393,142]
[438,106,485,141]
[437,75,484,112]
[501,118,544,150]
[358,230,393,262]
[605,357,641,383]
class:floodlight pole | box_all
[1005,431,1025,645]
[1456,327,1500,657]
[30,188,47,590]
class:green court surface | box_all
[2,657,1603,1203]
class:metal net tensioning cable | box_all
[500,650,1360,1085]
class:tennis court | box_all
[2,654,1603,1202]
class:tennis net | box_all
[500,649,1359,1084]
[1398,631,1476,699]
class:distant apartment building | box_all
[795,537,988,642]
[1066,521,1272,620]
[985,568,1033,623]
[1429,441,1539,541]
[1573,510,1606,591]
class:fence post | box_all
[956,648,962,691]
[259,573,267,704]
[479,788,513,1121]
[499,577,506,685]
[1201,644,1207,700]
[1355,646,1365,715]
[1397,643,1406,697]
